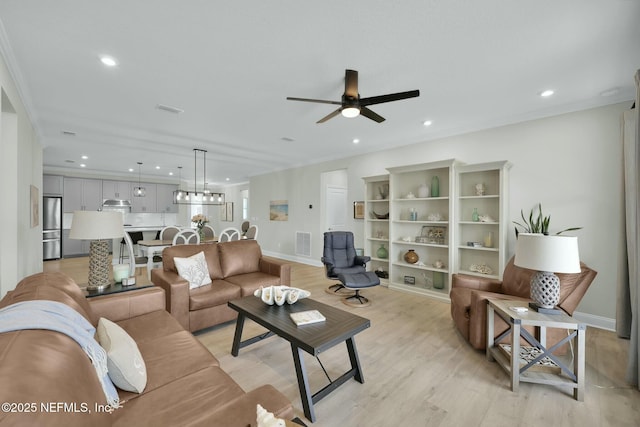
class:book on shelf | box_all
[290,310,326,326]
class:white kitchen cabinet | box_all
[156,183,178,213]
[102,180,131,200]
[131,183,157,213]
[43,174,63,196]
[62,229,88,256]
[455,161,511,280]
[363,174,389,286]
[63,177,102,212]
[386,159,458,302]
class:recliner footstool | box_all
[337,271,380,308]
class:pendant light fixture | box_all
[133,162,145,197]
[172,149,225,205]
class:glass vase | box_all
[472,207,479,222]
[431,176,439,197]
[376,244,388,259]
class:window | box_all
[241,189,249,220]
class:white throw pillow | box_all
[174,251,212,289]
[96,318,147,393]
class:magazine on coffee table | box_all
[290,310,326,326]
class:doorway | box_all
[321,169,348,232]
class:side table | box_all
[82,282,153,298]
[486,298,586,401]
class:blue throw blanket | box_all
[0,300,120,408]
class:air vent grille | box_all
[295,232,311,257]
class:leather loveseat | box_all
[151,239,291,332]
[450,256,597,351]
[0,272,293,426]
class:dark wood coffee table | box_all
[228,296,370,423]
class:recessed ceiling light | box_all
[353,138,360,144]
[80,164,86,168]
[128,168,134,172]
[81,155,88,160]
[540,90,554,97]
[423,120,432,127]
[155,166,160,170]
[226,178,230,181]
[100,56,117,67]
[169,172,174,176]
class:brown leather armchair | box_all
[450,256,597,351]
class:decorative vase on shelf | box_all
[433,272,445,289]
[484,231,493,248]
[472,208,479,222]
[431,176,440,197]
[378,184,389,200]
[404,249,419,264]
[377,244,388,259]
[418,183,429,198]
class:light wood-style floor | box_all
[44,257,640,426]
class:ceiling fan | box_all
[287,69,420,123]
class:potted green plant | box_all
[513,203,582,237]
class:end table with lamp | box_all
[485,232,586,400]
[486,298,586,401]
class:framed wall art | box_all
[270,200,288,221]
[353,201,364,219]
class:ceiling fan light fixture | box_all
[341,107,360,118]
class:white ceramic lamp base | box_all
[530,271,561,314]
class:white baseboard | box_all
[573,311,616,331]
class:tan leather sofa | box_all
[151,239,291,332]
[0,272,293,426]
[450,256,597,351]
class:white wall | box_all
[250,101,632,326]
[0,52,42,297]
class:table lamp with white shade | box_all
[69,211,124,291]
[514,233,581,314]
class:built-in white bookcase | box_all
[455,161,511,281]
[363,159,510,303]
[363,174,390,286]
[386,160,457,302]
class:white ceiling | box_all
[0,1,638,188]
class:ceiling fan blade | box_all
[344,69,359,98]
[286,97,341,105]
[360,107,385,123]
[317,108,342,123]
[359,90,420,106]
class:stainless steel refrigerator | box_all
[43,196,62,260]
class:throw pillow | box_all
[174,251,212,289]
[96,318,147,393]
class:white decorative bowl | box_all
[254,286,311,305]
